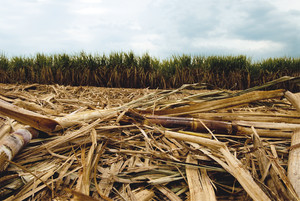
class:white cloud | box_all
[267,0,300,12]
[0,0,299,59]
[68,0,108,16]
[192,37,284,53]
[64,27,93,43]
[77,0,103,3]
[129,23,142,31]
[130,34,162,53]
[72,7,108,15]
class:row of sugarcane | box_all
[0,77,300,200]
[1,52,300,90]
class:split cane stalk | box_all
[286,91,300,199]
[164,130,271,201]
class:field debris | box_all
[0,76,300,200]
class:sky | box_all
[0,0,300,61]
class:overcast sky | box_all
[0,0,299,61]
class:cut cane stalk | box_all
[0,99,60,132]
[0,127,39,172]
[145,115,295,137]
[146,115,232,134]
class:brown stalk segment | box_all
[146,115,232,134]
[153,89,284,116]
[147,115,294,138]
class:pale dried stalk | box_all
[235,120,300,130]
[200,169,216,200]
[54,108,118,129]
[252,127,294,200]
[156,185,182,201]
[13,99,58,115]
[288,128,300,200]
[1,89,164,133]
[134,189,154,201]
[154,89,284,116]
[148,173,182,185]
[164,130,224,149]
[195,112,300,124]
[285,91,300,112]
[165,130,271,201]
[186,154,216,201]
[75,128,98,199]
[219,146,271,201]
[286,91,300,199]
[236,126,292,138]
[97,160,123,197]
[33,116,112,155]
[5,162,58,201]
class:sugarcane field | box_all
[0,75,299,201]
[3,0,300,199]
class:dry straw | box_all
[0,76,299,200]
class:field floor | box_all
[0,83,299,200]
[0,83,202,113]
